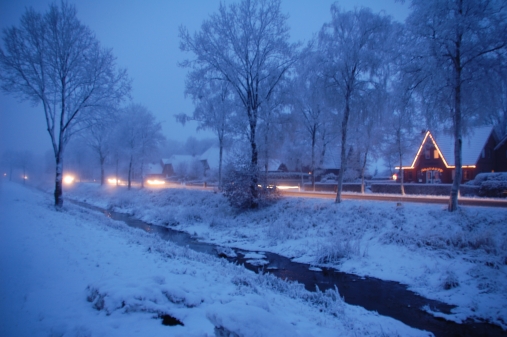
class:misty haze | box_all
[1,0,507,336]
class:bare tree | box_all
[1,150,16,181]
[318,5,393,203]
[179,0,298,206]
[291,47,333,190]
[83,121,114,186]
[118,104,165,190]
[407,0,507,211]
[0,2,130,207]
[177,81,237,188]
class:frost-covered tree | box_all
[179,0,298,207]
[290,46,334,190]
[483,64,507,138]
[257,89,286,176]
[407,0,507,211]
[1,150,16,181]
[318,5,393,203]
[83,119,116,186]
[0,2,130,207]
[1,150,34,184]
[117,104,165,189]
[177,81,237,188]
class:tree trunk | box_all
[54,150,64,208]
[140,160,144,189]
[449,20,463,212]
[100,155,105,186]
[127,156,133,190]
[218,141,223,190]
[248,105,258,205]
[336,89,351,203]
[115,157,119,186]
[360,149,368,194]
[449,82,462,211]
[396,128,405,195]
[311,127,316,191]
[399,155,405,196]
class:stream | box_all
[72,200,505,337]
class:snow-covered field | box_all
[59,182,507,332]
[1,181,433,337]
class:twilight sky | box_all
[0,0,409,157]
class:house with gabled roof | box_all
[494,134,507,173]
[396,126,499,184]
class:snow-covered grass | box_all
[0,181,429,337]
[61,182,507,331]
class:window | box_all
[481,149,485,158]
[464,170,469,180]
[425,150,430,159]
[433,149,439,159]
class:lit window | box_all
[433,150,439,159]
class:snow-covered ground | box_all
[59,182,507,332]
[0,181,432,337]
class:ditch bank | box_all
[71,199,505,337]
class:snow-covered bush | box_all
[469,172,507,198]
[320,173,337,182]
[222,160,280,209]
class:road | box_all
[280,190,507,208]
[146,182,507,208]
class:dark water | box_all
[72,200,505,337]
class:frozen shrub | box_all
[315,239,360,264]
[441,270,459,290]
[469,172,507,197]
[222,160,279,210]
[479,181,507,198]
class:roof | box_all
[399,126,494,168]
[145,163,162,175]
[199,146,223,169]
[495,134,507,151]
[165,155,198,167]
[399,132,427,167]
[434,126,494,166]
[259,158,283,171]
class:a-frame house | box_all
[397,126,498,184]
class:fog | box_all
[0,0,408,155]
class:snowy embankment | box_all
[62,182,507,331]
[0,181,429,337]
